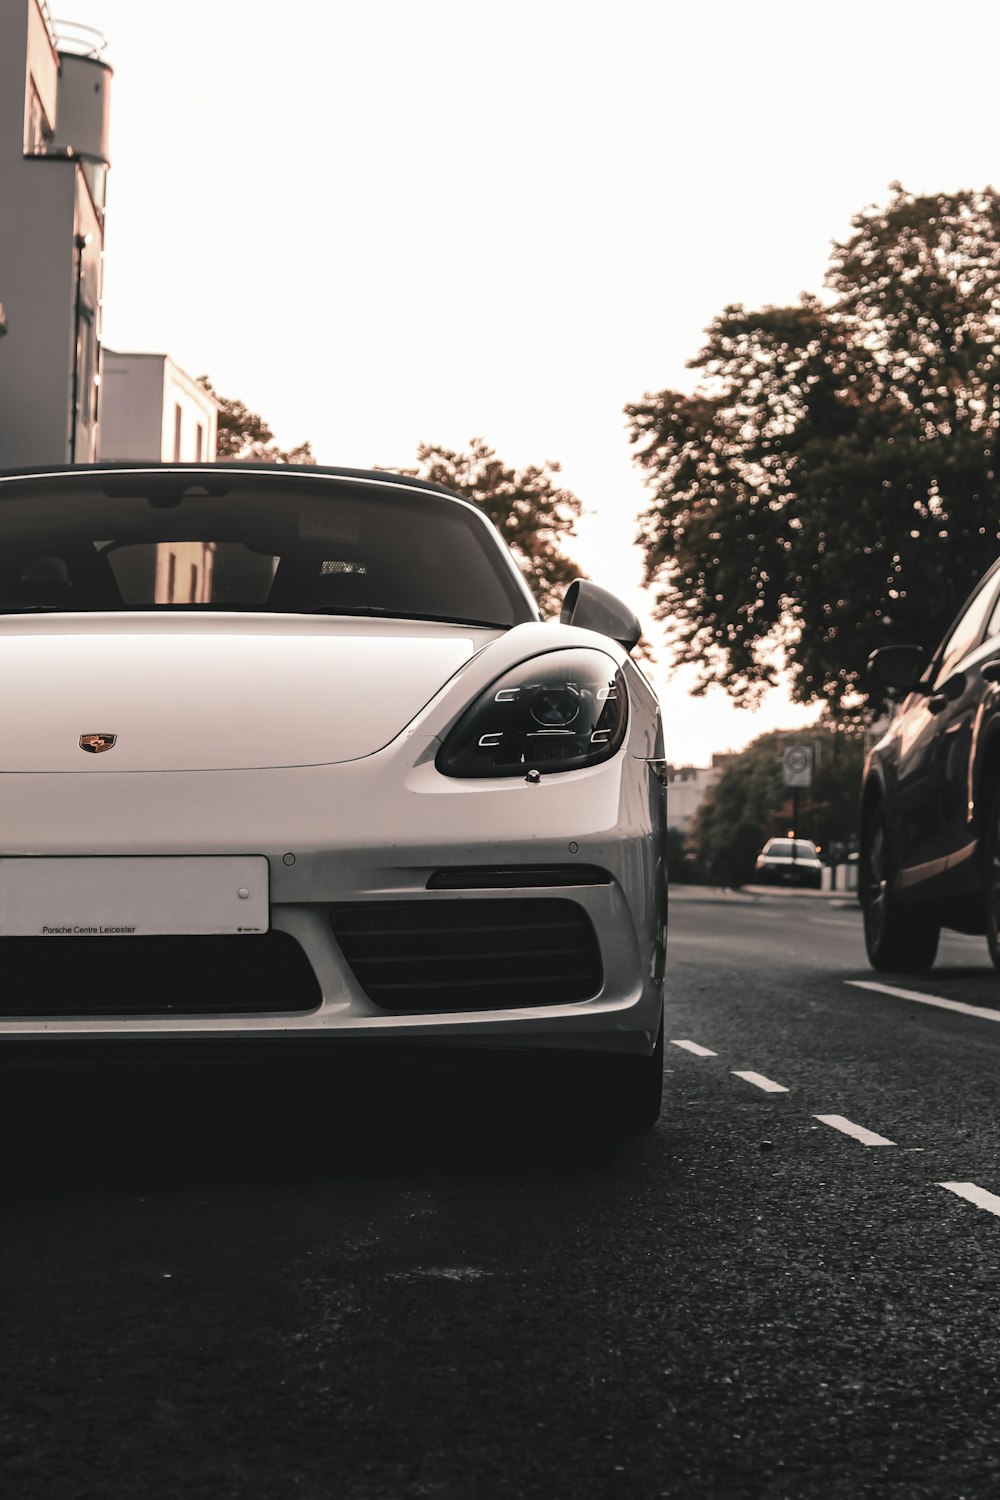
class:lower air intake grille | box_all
[331,898,602,1012]
[0,933,321,1017]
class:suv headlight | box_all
[437,649,628,778]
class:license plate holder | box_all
[0,857,270,937]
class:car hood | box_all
[0,614,492,771]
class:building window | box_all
[194,422,204,462]
[173,404,183,461]
[78,310,95,428]
[25,82,53,154]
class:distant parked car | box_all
[862,556,1000,972]
[755,838,823,889]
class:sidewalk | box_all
[670,882,859,907]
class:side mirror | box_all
[867,644,927,693]
[560,579,642,652]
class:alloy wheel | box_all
[863,818,889,952]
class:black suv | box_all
[862,559,1000,972]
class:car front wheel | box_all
[861,807,940,973]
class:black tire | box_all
[861,806,939,972]
[983,791,1000,971]
[563,1013,664,1137]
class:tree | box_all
[666,826,703,885]
[694,725,866,887]
[627,185,1000,713]
[398,438,584,618]
[197,377,316,465]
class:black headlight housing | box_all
[436,649,629,778]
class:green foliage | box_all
[694,725,866,886]
[197,377,316,465]
[398,438,584,618]
[695,736,782,886]
[628,185,1000,712]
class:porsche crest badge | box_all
[79,733,117,754]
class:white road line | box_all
[670,1039,717,1057]
[732,1070,789,1094]
[814,1114,895,1146]
[938,1182,1000,1217]
[847,979,1000,1023]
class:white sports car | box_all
[0,464,666,1133]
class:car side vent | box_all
[330,898,603,1012]
[426,865,611,890]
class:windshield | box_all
[0,474,537,626]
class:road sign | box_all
[782,745,813,788]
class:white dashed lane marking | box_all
[732,1071,789,1094]
[938,1182,1000,1217]
[847,979,1000,1024]
[814,1114,895,1146]
[670,1039,717,1057]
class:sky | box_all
[69,0,1000,764]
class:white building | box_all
[0,2,110,467]
[99,352,219,463]
[665,755,734,838]
[0,5,218,471]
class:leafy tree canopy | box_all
[628,185,1000,712]
[694,724,866,887]
[398,438,584,618]
[198,377,316,465]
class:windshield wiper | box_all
[308,606,509,628]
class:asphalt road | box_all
[4,891,1000,1498]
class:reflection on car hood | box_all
[0,614,489,771]
[760,854,822,866]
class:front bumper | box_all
[0,738,666,1056]
[757,863,822,886]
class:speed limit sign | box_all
[782,745,813,788]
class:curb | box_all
[670,884,858,906]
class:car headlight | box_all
[437,649,629,778]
